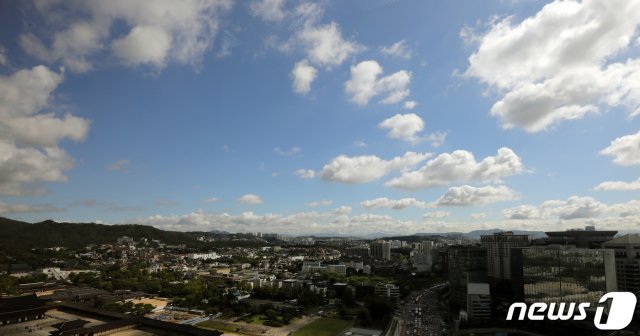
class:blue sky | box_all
[0,0,639,235]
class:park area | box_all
[291,318,352,336]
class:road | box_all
[397,283,447,336]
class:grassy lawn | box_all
[242,314,266,325]
[292,318,352,336]
[197,320,245,334]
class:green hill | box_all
[0,217,200,255]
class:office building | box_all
[467,283,491,321]
[543,227,617,249]
[448,245,488,307]
[374,283,400,298]
[603,234,640,294]
[370,241,391,261]
[514,246,617,305]
[481,232,529,280]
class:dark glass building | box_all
[513,246,617,305]
[448,245,488,307]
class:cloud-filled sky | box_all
[0,0,639,236]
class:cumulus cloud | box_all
[108,159,131,173]
[386,147,523,190]
[595,177,640,191]
[320,151,430,184]
[19,0,233,72]
[435,185,519,206]
[361,197,431,210]
[0,201,63,215]
[464,0,640,132]
[424,211,451,219]
[203,197,221,203]
[333,205,352,215]
[306,200,333,207]
[425,132,447,148]
[128,208,430,236]
[380,40,412,59]
[112,26,172,68]
[471,212,488,219]
[600,130,640,166]
[250,0,287,22]
[0,46,7,65]
[0,66,89,196]
[378,113,424,143]
[403,100,417,109]
[295,169,316,179]
[264,2,362,94]
[274,146,302,157]
[298,22,364,68]
[238,194,263,204]
[502,196,607,220]
[291,60,317,94]
[345,60,411,106]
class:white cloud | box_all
[345,60,411,106]
[295,169,316,179]
[19,0,233,72]
[203,197,221,203]
[0,46,7,65]
[386,147,523,190]
[128,208,433,236]
[320,151,430,184]
[274,146,301,156]
[600,130,640,166]
[435,185,519,206]
[0,201,63,215]
[0,66,89,196]
[250,0,287,22]
[108,159,131,173]
[353,140,368,148]
[291,59,317,94]
[425,131,447,148]
[333,205,352,215]
[378,113,424,143]
[502,196,607,220]
[471,212,488,219]
[298,22,364,68]
[424,211,451,219]
[361,197,431,210]
[595,177,640,191]
[238,194,263,204]
[465,0,640,132]
[380,40,412,59]
[306,200,333,207]
[112,26,172,68]
[403,100,417,109]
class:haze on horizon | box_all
[0,0,639,236]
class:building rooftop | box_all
[467,283,490,295]
[604,234,640,246]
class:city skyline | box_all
[0,0,639,235]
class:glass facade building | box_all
[518,246,617,305]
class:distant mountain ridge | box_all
[0,217,201,255]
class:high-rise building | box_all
[603,234,640,295]
[413,241,435,270]
[448,245,488,307]
[543,227,617,249]
[481,232,529,280]
[370,241,391,261]
[512,246,617,305]
[467,283,491,321]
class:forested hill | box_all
[0,217,200,253]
